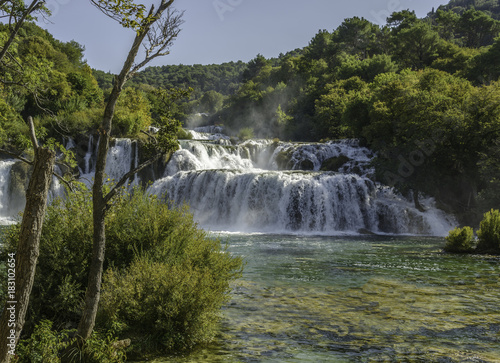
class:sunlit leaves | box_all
[90,0,155,32]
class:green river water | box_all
[159,233,500,363]
[2,227,499,362]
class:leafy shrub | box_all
[0,186,243,357]
[177,128,193,140]
[13,320,126,363]
[99,191,243,354]
[444,226,476,253]
[13,320,63,363]
[113,87,152,136]
[238,127,254,141]
[40,107,102,137]
[100,253,241,355]
[476,209,500,253]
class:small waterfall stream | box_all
[0,160,16,224]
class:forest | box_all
[1,0,500,361]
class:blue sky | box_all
[38,0,448,73]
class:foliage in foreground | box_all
[444,226,476,253]
[0,186,243,358]
[444,209,500,254]
[476,209,500,252]
[12,320,125,363]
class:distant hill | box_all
[93,61,247,97]
[436,0,500,19]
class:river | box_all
[150,233,500,363]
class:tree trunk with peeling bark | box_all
[0,147,55,363]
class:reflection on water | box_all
[158,234,500,363]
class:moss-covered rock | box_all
[298,159,314,171]
[320,155,351,172]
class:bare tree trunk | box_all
[0,146,55,363]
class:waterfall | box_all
[78,137,139,186]
[83,134,96,175]
[0,130,455,235]
[105,138,138,183]
[150,134,455,236]
[0,160,15,225]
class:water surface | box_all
[161,233,500,362]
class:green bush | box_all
[40,107,102,137]
[476,209,500,253]
[0,186,243,357]
[100,253,241,354]
[13,320,126,363]
[113,87,152,136]
[444,226,476,253]
[177,127,193,140]
[99,190,243,354]
[238,127,254,141]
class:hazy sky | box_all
[37,0,448,73]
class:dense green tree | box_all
[457,8,500,47]
[390,20,442,69]
[303,29,333,62]
[198,90,224,114]
[435,8,461,41]
[386,9,418,31]
[468,36,500,82]
[331,17,381,59]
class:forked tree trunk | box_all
[0,147,56,363]
[76,31,148,341]
[76,0,179,340]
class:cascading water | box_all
[78,137,139,185]
[0,138,140,223]
[104,138,138,183]
[150,133,455,235]
[0,130,455,235]
[0,160,16,225]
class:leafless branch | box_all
[52,171,75,192]
[0,148,33,165]
[103,152,163,207]
[130,6,183,74]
